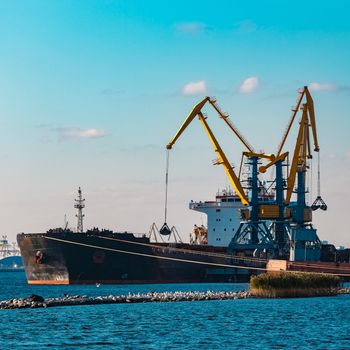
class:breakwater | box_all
[2,287,350,310]
[0,290,251,309]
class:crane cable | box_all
[164,149,170,223]
[317,152,321,197]
[159,149,172,236]
[311,151,327,211]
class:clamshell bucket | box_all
[159,223,171,236]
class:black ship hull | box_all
[17,231,266,285]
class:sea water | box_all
[1,272,350,349]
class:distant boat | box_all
[0,256,24,271]
[0,235,23,271]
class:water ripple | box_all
[1,272,350,349]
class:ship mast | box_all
[74,187,85,233]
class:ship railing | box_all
[189,201,240,209]
[94,234,268,265]
[229,256,266,268]
[149,244,267,265]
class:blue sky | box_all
[0,0,349,246]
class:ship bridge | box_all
[190,190,244,247]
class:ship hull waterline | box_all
[17,232,266,285]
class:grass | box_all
[250,272,340,298]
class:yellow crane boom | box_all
[276,86,319,156]
[285,104,311,204]
[166,97,249,205]
[208,97,255,153]
[208,97,276,165]
[277,87,306,156]
[197,112,249,205]
[259,86,320,204]
[259,152,289,174]
[304,88,319,152]
[166,97,210,150]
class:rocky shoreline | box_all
[2,287,350,310]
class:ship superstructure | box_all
[190,189,243,246]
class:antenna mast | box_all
[74,187,85,233]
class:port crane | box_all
[166,86,327,261]
[207,97,292,257]
[261,86,327,260]
[167,97,276,256]
[259,86,325,207]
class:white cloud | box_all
[101,88,124,96]
[182,80,207,96]
[55,128,109,140]
[175,22,209,34]
[235,20,258,33]
[309,82,337,91]
[239,76,259,94]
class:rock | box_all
[1,289,261,309]
[28,294,45,302]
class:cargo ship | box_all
[17,188,350,284]
[17,90,350,284]
[17,188,267,284]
